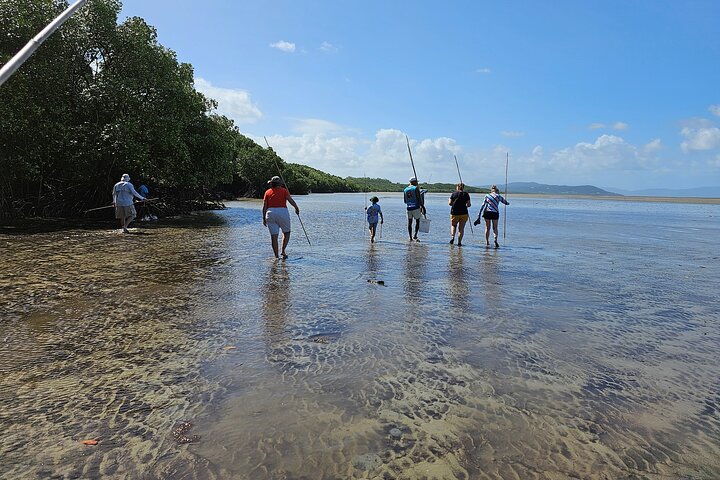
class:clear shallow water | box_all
[1,193,719,479]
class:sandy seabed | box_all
[1,194,719,479]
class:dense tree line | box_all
[346,177,488,194]
[0,0,358,220]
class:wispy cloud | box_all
[588,123,605,130]
[291,118,353,135]
[269,40,296,53]
[501,131,525,137]
[644,138,662,152]
[476,68,491,74]
[710,105,720,117]
[194,78,262,125]
[320,41,339,53]
[613,121,629,130]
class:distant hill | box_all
[504,182,620,196]
[605,186,720,198]
[346,177,487,194]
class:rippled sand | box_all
[1,195,719,479]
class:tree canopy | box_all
[0,0,358,219]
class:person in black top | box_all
[448,183,471,246]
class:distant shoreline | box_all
[314,192,720,205]
[508,193,720,204]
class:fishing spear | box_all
[263,136,312,246]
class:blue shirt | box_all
[112,181,145,207]
[367,203,382,224]
[403,185,421,210]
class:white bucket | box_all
[418,217,431,234]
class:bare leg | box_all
[413,219,420,240]
[484,218,491,246]
[407,218,413,241]
[281,231,291,258]
[457,220,466,246]
[369,224,376,243]
[450,221,456,243]
[270,234,280,258]
[492,219,500,247]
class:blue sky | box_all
[119,0,720,190]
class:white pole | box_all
[0,0,89,88]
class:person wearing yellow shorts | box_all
[448,183,471,246]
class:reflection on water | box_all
[1,195,720,479]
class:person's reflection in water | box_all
[481,248,503,315]
[366,242,380,276]
[447,246,469,313]
[262,261,292,342]
[403,243,429,312]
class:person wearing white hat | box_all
[403,177,425,241]
[112,173,146,233]
[262,176,300,259]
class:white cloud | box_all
[260,133,366,173]
[194,78,262,125]
[253,127,680,187]
[270,40,296,52]
[613,121,629,130]
[291,118,353,135]
[501,131,525,137]
[256,128,462,182]
[709,105,720,117]
[588,123,605,130]
[644,138,662,152]
[320,41,339,53]
[476,68,491,74]
[680,126,720,152]
[548,135,649,172]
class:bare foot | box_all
[281,252,288,259]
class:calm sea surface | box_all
[1,193,719,479]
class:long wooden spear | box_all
[453,154,473,234]
[84,198,158,213]
[263,136,312,246]
[405,135,426,218]
[503,152,509,244]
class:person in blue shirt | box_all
[403,177,426,241]
[112,173,146,232]
[474,184,510,248]
[366,196,384,243]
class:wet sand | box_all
[1,194,719,479]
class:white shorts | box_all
[266,208,291,235]
[407,208,422,220]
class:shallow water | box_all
[1,193,719,479]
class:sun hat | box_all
[267,175,282,185]
[370,196,379,203]
[409,177,417,183]
[121,173,130,182]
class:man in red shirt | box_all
[262,176,300,259]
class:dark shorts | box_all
[483,210,499,220]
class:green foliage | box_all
[345,177,487,194]
[0,0,236,217]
